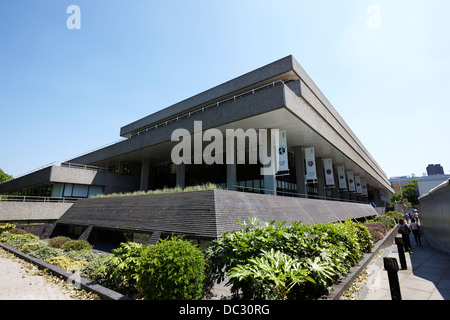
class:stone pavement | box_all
[360,235,450,300]
[0,250,75,300]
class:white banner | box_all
[277,130,289,172]
[355,175,362,194]
[323,158,335,186]
[347,171,356,192]
[361,178,368,196]
[304,147,317,181]
[337,166,347,189]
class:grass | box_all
[89,182,223,199]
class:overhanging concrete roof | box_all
[119,55,299,138]
[68,55,393,194]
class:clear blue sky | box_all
[1,0,449,179]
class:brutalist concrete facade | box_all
[1,55,393,226]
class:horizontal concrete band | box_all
[0,202,73,222]
[56,189,379,239]
[0,242,131,300]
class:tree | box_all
[0,168,12,183]
[401,179,420,207]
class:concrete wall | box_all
[55,189,379,239]
[418,179,450,254]
[0,202,73,222]
[0,165,140,195]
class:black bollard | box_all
[395,235,407,270]
[383,257,402,300]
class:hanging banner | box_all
[355,175,363,194]
[347,171,356,192]
[277,130,289,173]
[304,147,317,181]
[337,166,347,189]
[323,158,335,186]
[361,178,368,196]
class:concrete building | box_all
[1,56,393,233]
[390,173,450,197]
[426,164,445,176]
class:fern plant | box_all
[228,249,315,300]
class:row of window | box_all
[52,183,103,198]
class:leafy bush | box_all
[228,248,315,300]
[385,211,403,222]
[48,236,72,249]
[205,219,374,300]
[0,223,15,234]
[137,236,206,300]
[9,228,28,235]
[0,232,39,248]
[364,222,388,242]
[80,254,113,286]
[65,249,97,263]
[45,256,87,271]
[63,239,93,252]
[93,242,144,297]
[23,242,65,260]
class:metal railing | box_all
[232,185,366,204]
[126,80,287,139]
[0,162,116,185]
[0,195,78,203]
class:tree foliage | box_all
[0,168,12,183]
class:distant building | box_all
[426,164,444,176]
[390,173,450,197]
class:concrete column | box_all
[294,146,306,197]
[340,190,350,201]
[264,172,277,195]
[176,163,185,188]
[227,163,237,191]
[331,165,340,199]
[140,158,151,191]
[263,129,276,195]
[316,157,326,199]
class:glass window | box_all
[63,184,73,197]
[88,186,103,197]
[73,184,89,197]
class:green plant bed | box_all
[205,218,375,300]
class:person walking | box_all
[398,219,412,252]
[404,212,410,224]
[410,218,422,245]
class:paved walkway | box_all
[0,249,76,300]
[361,235,450,300]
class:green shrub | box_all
[137,236,206,300]
[65,249,97,263]
[364,222,387,242]
[385,211,403,222]
[48,236,72,249]
[0,223,15,234]
[63,239,93,252]
[10,228,28,235]
[0,232,39,248]
[80,254,113,286]
[45,256,87,271]
[228,248,316,300]
[93,242,144,297]
[205,219,374,300]
[24,242,65,260]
